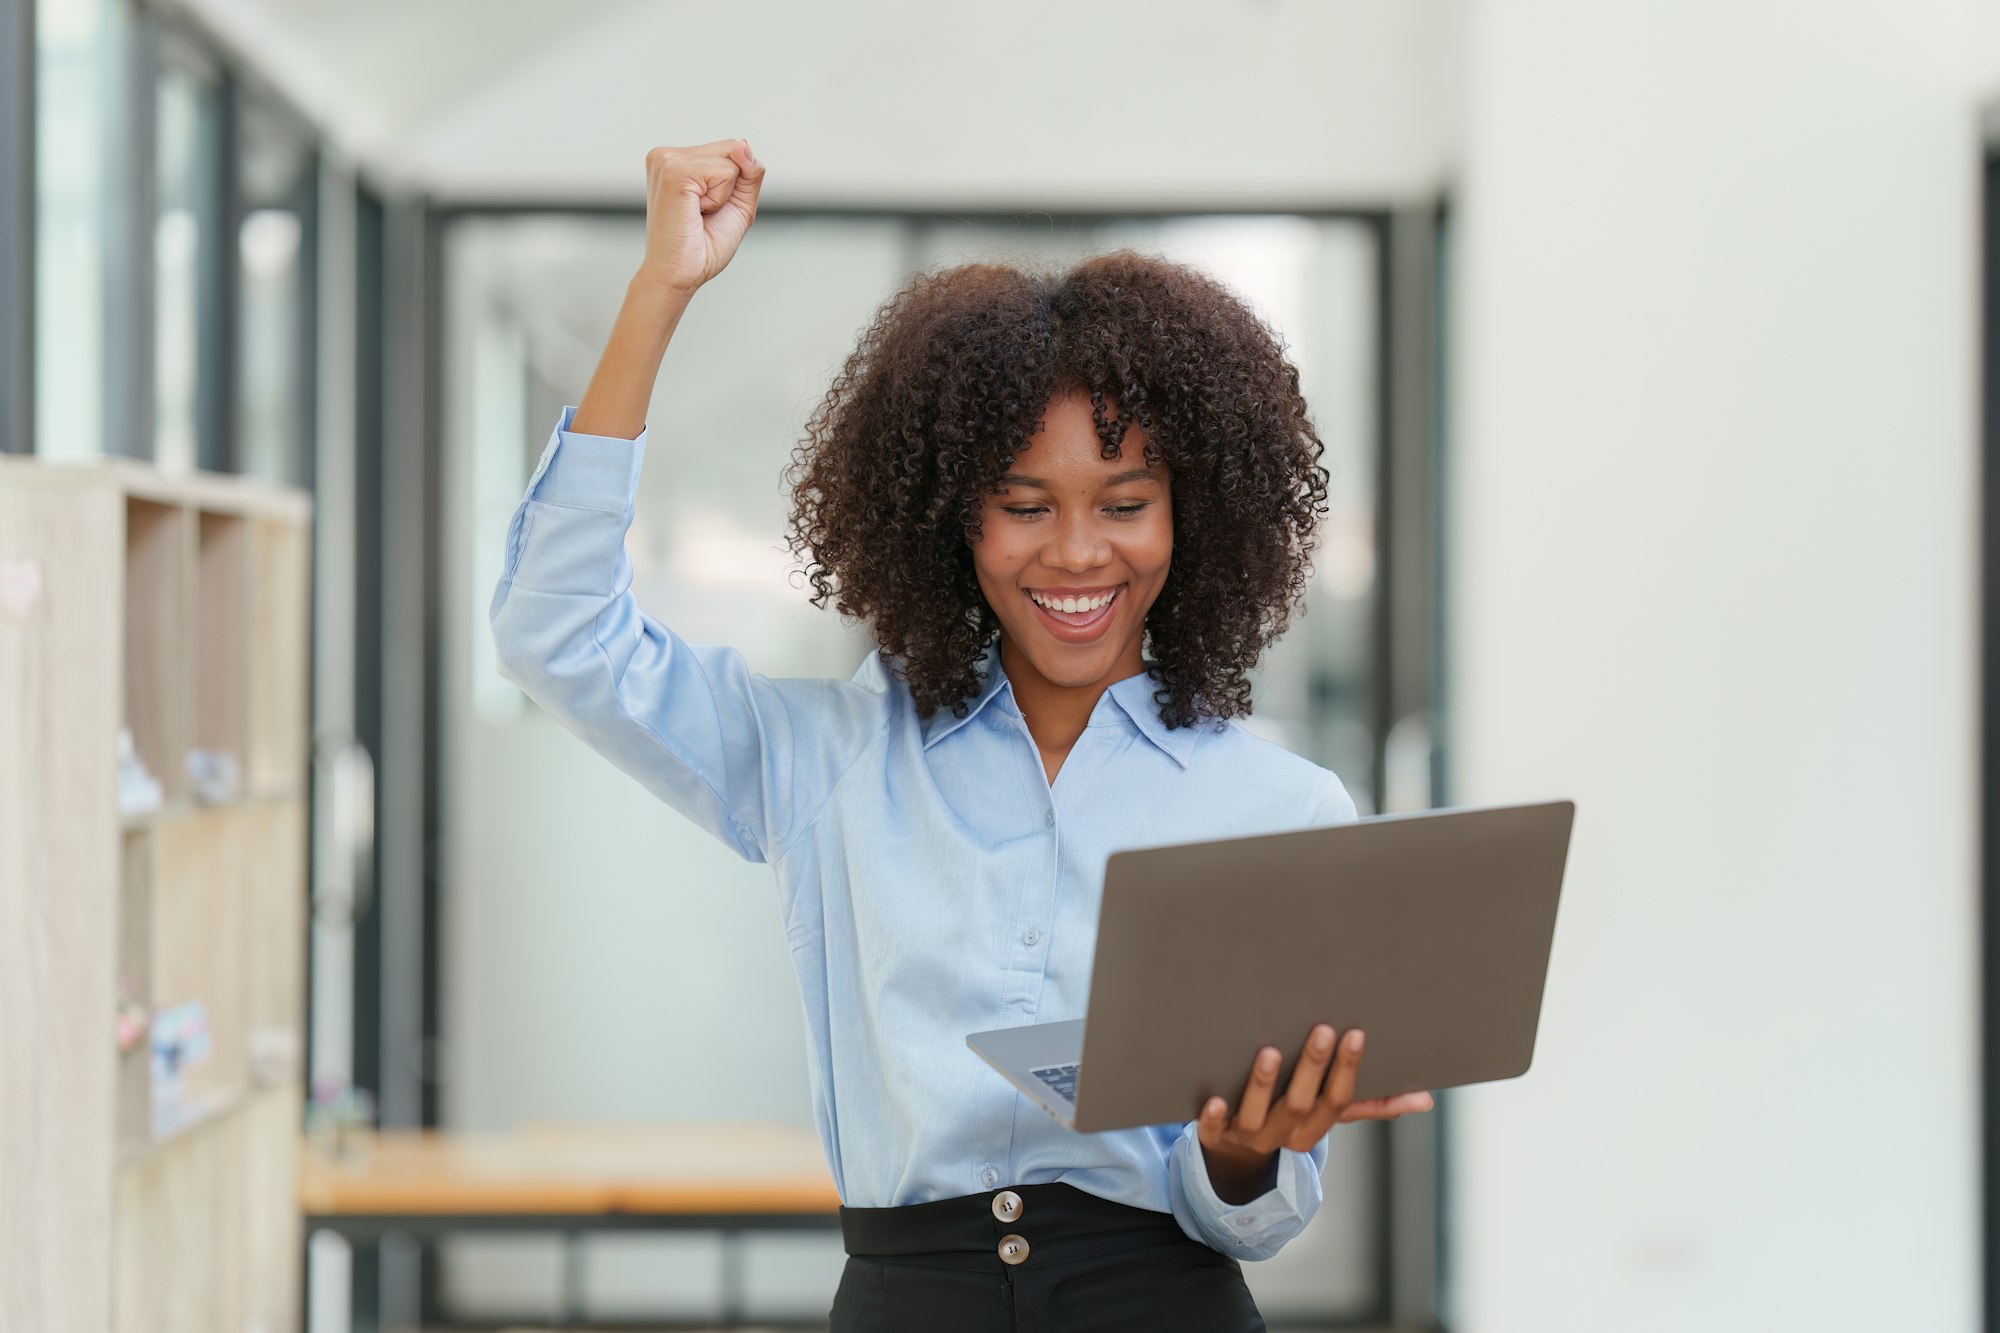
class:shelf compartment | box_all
[245,516,310,796]
[243,799,306,1086]
[193,511,251,796]
[149,807,251,1136]
[122,500,195,807]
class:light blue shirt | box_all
[488,407,1360,1261]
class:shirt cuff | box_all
[522,404,649,512]
[1167,1121,1322,1259]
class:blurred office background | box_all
[3,0,1993,1329]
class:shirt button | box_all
[1022,928,1039,946]
[1044,809,1055,828]
[980,1166,1000,1187]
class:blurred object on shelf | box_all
[186,745,241,803]
[306,1075,378,1163]
[116,728,163,816]
[247,1026,302,1085]
[150,997,213,1135]
[114,982,151,1053]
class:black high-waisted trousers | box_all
[830,1181,1266,1332]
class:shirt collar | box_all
[918,640,1017,749]
[1104,668,1199,769]
[919,640,1197,769]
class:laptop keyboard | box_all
[1032,1063,1081,1104]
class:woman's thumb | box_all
[731,139,765,206]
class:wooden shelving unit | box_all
[0,456,312,1333]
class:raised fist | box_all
[637,139,766,295]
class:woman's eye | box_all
[996,502,1150,518]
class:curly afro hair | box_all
[784,248,1331,730]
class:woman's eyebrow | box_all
[996,468,1162,489]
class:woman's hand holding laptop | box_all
[1196,1024,1436,1203]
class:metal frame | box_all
[293,142,322,490]
[1981,107,2000,1333]
[105,7,156,461]
[313,1209,840,1330]
[1424,194,1455,1329]
[409,198,1448,1332]
[333,176,392,1332]
[312,1205,1409,1333]
[1378,203,1447,1331]
[0,0,29,454]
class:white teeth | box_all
[1031,589,1117,614]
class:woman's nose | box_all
[1043,513,1110,571]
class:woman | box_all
[488,138,1435,1332]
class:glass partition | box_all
[235,93,316,487]
[33,0,130,459]
[153,42,224,472]
[437,210,1386,1324]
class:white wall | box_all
[172,0,1463,206]
[1448,3,1995,1329]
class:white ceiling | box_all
[172,0,1464,207]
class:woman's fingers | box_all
[1283,1024,1337,1115]
[1274,1024,1341,1146]
[1213,1027,1435,1145]
[1232,1046,1283,1134]
[1339,1090,1436,1123]
[1320,1027,1363,1114]
[1197,1094,1231,1149]
[1284,1026,1363,1146]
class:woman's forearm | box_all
[569,273,696,440]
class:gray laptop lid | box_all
[1067,800,1574,1133]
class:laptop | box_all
[966,800,1575,1133]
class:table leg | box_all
[352,1232,382,1333]
[560,1230,586,1329]
[720,1229,745,1327]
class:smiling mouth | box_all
[1024,585,1122,635]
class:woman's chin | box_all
[1010,632,1139,690]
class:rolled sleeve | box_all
[496,407,648,595]
[529,405,649,511]
[1165,1121,1328,1261]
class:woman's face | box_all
[971,391,1173,693]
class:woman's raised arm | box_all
[570,139,763,438]
[490,142,885,864]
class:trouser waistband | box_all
[838,1182,1190,1272]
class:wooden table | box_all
[301,1121,842,1329]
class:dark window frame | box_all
[410,199,1449,1332]
[1980,109,2000,1333]
[144,6,324,483]
[0,0,30,455]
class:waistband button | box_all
[998,1233,1030,1266]
[992,1190,1023,1223]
